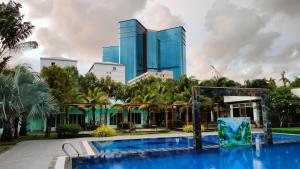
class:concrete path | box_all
[0,132,198,169]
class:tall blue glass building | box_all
[102,19,186,83]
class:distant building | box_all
[102,19,186,83]
[102,46,119,64]
[40,57,77,70]
[88,62,125,84]
[223,96,261,127]
[128,70,173,86]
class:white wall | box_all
[89,63,125,84]
[40,59,77,70]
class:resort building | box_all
[40,57,77,70]
[88,62,125,84]
[128,70,173,85]
[102,19,186,83]
[224,96,261,127]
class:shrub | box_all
[182,124,206,132]
[91,125,117,137]
[165,120,184,128]
[56,124,82,138]
[183,125,193,132]
[118,122,131,129]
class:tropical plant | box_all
[77,87,110,126]
[0,1,38,72]
[91,125,116,137]
[0,66,58,140]
[0,73,17,141]
[183,124,193,132]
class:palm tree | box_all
[0,1,38,72]
[0,66,59,140]
[77,87,110,126]
[0,74,18,141]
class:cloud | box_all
[203,0,279,63]
[254,0,300,18]
[23,0,147,66]
[136,1,185,30]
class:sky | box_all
[4,0,300,84]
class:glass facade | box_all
[158,27,186,80]
[103,46,120,63]
[120,20,147,82]
[147,31,158,71]
[104,19,186,83]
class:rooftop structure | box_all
[102,19,186,83]
[88,62,125,84]
[40,57,77,70]
[128,70,173,86]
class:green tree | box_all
[0,1,38,72]
[40,65,74,108]
[78,72,100,94]
[244,78,276,90]
[270,87,300,127]
[290,77,300,88]
[199,77,241,87]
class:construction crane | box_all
[210,65,221,80]
[279,70,290,87]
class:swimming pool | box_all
[74,141,300,169]
[91,133,300,153]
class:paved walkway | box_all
[0,132,199,169]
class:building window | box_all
[133,113,141,124]
[110,113,122,125]
[112,67,116,71]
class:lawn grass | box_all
[272,127,300,134]
[0,145,11,154]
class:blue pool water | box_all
[74,142,300,169]
[92,133,300,153]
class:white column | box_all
[210,110,214,122]
[253,102,260,127]
[230,104,234,117]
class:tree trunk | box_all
[45,116,52,137]
[19,112,27,136]
[105,104,107,125]
[14,117,19,138]
[92,107,96,126]
[1,120,13,142]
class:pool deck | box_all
[0,130,265,169]
[0,132,196,169]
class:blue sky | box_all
[5,0,300,84]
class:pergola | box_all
[64,102,109,125]
[172,102,192,125]
[121,103,169,128]
[192,87,273,149]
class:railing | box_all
[62,143,80,157]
